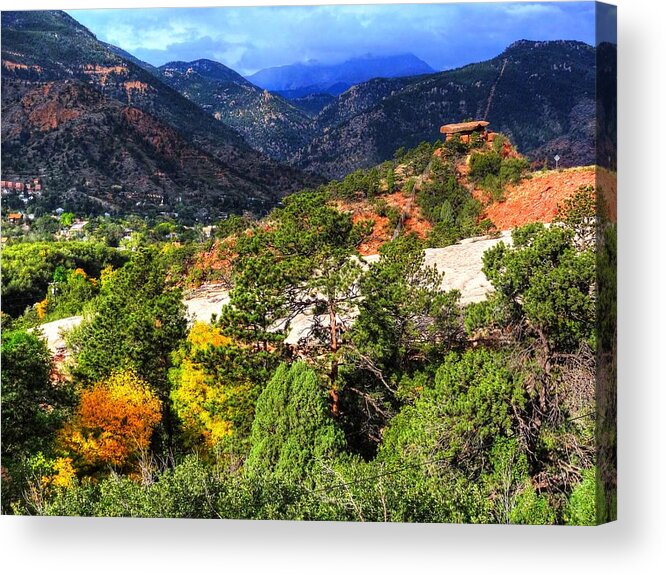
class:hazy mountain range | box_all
[151,41,596,175]
[247,54,437,98]
[292,40,597,178]
[1,10,601,216]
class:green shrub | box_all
[246,362,345,484]
[565,467,597,525]
[386,206,401,232]
[372,199,390,217]
[492,133,508,153]
[443,134,470,156]
[470,151,530,201]
[499,157,530,185]
[469,151,502,182]
[483,174,505,201]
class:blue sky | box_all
[67,2,596,76]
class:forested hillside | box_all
[157,59,314,161]
[294,40,596,178]
[154,40,597,180]
[1,134,615,524]
[1,11,317,217]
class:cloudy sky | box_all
[67,2,597,76]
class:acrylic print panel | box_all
[0,1,616,524]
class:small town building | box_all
[1,178,44,193]
[440,120,493,144]
[63,220,88,238]
[7,212,24,224]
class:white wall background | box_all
[2,1,664,573]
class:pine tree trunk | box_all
[329,299,340,416]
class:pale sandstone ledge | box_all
[34,231,512,354]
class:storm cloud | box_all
[68,3,596,75]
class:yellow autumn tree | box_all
[41,457,77,489]
[188,321,231,349]
[35,298,49,320]
[59,370,161,471]
[171,322,253,451]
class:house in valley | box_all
[7,212,24,225]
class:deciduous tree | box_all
[70,248,186,451]
[170,322,257,454]
[58,370,161,472]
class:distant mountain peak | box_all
[160,58,251,86]
[248,53,436,97]
[1,9,316,218]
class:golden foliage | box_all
[41,457,76,489]
[72,267,97,286]
[171,322,245,448]
[59,370,161,469]
[51,457,77,488]
[99,264,116,287]
[187,321,231,350]
[172,358,233,446]
[35,298,49,320]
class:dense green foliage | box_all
[469,150,530,201]
[352,234,461,376]
[1,140,603,525]
[1,330,73,511]
[70,248,187,389]
[1,241,126,317]
[482,223,596,353]
[1,331,67,460]
[246,362,345,483]
[469,150,503,182]
[417,156,486,246]
[564,467,597,525]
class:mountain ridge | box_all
[1,10,318,218]
[2,11,599,213]
[156,59,314,161]
[248,53,436,97]
[293,39,596,178]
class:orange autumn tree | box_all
[59,370,161,472]
[170,322,254,452]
